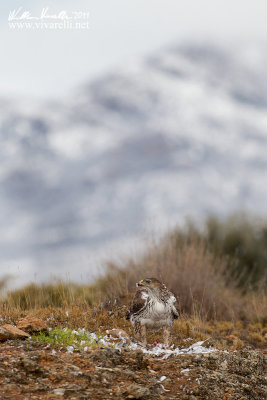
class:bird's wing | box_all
[129,288,149,315]
[169,293,179,319]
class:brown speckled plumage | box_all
[126,278,178,346]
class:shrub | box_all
[205,214,267,289]
[1,214,266,323]
[94,233,266,322]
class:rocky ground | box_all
[0,339,266,400]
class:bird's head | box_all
[136,278,161,290]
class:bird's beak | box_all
[136,280,144,287]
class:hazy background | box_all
[1,0,267,287]
[2,0,267,98]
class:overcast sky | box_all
[1,0,267,99]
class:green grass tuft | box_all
[31,327,113,351]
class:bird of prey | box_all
[126,278,179,346]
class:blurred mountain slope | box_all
[1,43,267,281]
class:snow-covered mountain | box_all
[1,43,267,285]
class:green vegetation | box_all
[205,214,267,289]
[31,327,110,351]
[0,214,266,327]
[1,280,95,310]
[173,214,267,289]
[91,214,266,322]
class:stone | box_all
[220,360,228,370]
[20,355,44,375]
[1,324,30,340]
[125,384,150,399]
[0,326,11,341]
[17,317,48,334]
[53,388,65,396]
[90,348,122,367]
